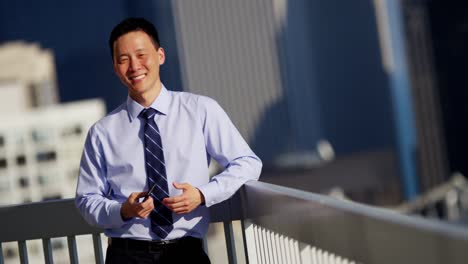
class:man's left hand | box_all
[163,182,205,214]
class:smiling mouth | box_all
[129,74,146,81]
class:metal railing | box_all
[0,196,240,264]
[396,173,468,222]
[2,181,468,264]
[241,181,468,264]
[0,199,103,264]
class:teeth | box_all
[131,74,145,80]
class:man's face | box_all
[112,30,165,100]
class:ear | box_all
[158,47,166,65]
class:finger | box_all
[141,211,151,218]
[165,201,187,210]
[127,194,138,203]
[173,182,190,190]
[129,191,146,198]
[140,207,153,218]
[137,202,154,215]
[137,211,150,218]
[135,192,149,199]
[128,192,148,202]
[163,196,184,205]
[173,206,191,214]
[133,203,146,213]
[174,209,188,214]
[142,196,154,207]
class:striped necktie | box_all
[140,108,173,238]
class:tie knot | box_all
[141,108,157,120]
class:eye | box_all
[118,57,129,64]
[138,53,147,58]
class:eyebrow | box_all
[116,54,129,61]
[116,48,147,57]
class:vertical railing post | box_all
[243,220,260,264]
[241,219,256,264]
[92,233,104,264]
[202,237,209,256]
[0,242,4,264]
[42,238,54,264]
[240,186,256,264]
[224,221,237,264]
[260,227,269,263]
[67,236,79,264]
[18,240,29,264]
[280,234,287,264]
[299,243,312,264]
[223,195,238,264]
[267,228,275,263]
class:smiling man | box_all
[75,17,262,263]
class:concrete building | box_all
[0,42,106,264]
[0,100,106,263]
[0,42,59,110]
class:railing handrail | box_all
[0,199,101,243]
[0,196,239,243]
[241,180,468,264]
[3,182,468,242]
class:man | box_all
[75,17,262,263]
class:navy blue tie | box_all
[140,108,173,238]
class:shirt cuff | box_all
[197,182,219,207]
[109,201,126,226]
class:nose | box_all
[129,58,141,72]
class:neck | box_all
[130,82,162,107]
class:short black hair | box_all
[109,17,161,59]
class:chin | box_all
[128,82,145,91]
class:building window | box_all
[36,151,56,162]
[61,125,83,138]
[32,129,51,143]
[16,155,26,165]
[0,158,7,169]
[19,177,29,188]
[38,175,46,185]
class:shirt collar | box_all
[126,84,170,122]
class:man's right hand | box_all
[120,192,155,220]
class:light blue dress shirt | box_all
[75,85,262,241]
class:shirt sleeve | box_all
[196,96,262,207]
[75,124,126,228]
